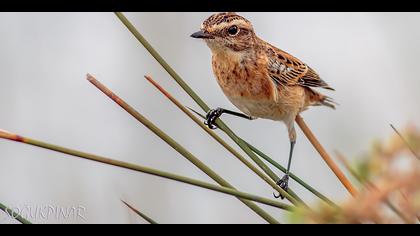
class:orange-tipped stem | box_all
[121,200,158,224]
[295,115,358,197]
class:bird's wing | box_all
[266,44,334,90]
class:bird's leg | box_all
[274,124,296,199]
[205,107,255,130]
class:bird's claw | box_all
[273,175,289,199]
[204,108,223,130]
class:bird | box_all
[190,12,335,199]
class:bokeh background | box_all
[0,12,419,224]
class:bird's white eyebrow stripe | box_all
[208,19,249,31]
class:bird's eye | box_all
[227,25,239,36]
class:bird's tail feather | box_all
[320,96,337,109]
[306,88,337,110]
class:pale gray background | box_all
[0,12,419,224]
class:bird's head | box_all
[191,12,257,53]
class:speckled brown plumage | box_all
[192,12,336,196]
[196,12,335,141]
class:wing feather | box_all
[265,43,334,91]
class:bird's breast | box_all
[211,53,276,102]
[211,52,306,121]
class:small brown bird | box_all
[191,12,335,198]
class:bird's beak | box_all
[190,30,214,39]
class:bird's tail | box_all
[305,88,337,110]
[320,96,337,109]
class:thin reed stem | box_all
[0,130,295,213]
[390,124,419,160]
[0,201,32,224]
[295,115,358,197]
[86,74,280,224]
[114,12,209,112]
[121,200,158,224]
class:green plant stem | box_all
[390,124,420,160]
[0,202,32,224]
[243,140,337,207]
[114,12,305,205]
[0,130,294,213]
[144,75,300,206]
[86,75,281,224]
[121,200,158,224]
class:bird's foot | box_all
[204,108,223,130]
[273,175,289,199]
